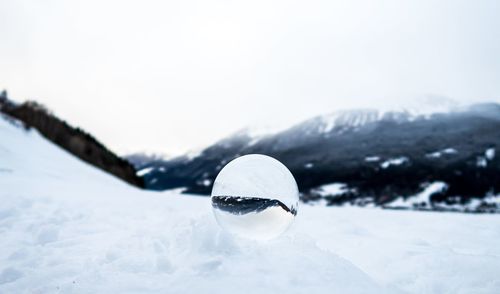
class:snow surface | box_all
[313,183,349,197]
[136,167,154,177]
[365,156,381,162]
[380,157,409,169]
[2,116,500,293]
[442,148,458,154]
[477,156,488,168]
[486,148,495,160]
[426,148,458,159]
[387,182,448,209]
[320,109,381,133]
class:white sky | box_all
[1,0,499,155]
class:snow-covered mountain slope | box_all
[2,115,500,293]
[0,93,143,188]
[132,103,500,212]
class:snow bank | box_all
[0,190,390,294]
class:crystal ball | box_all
[211,154,299,240]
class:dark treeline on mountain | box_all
[0,90,144,188]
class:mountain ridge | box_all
[0,90,144,188]
[129,102,500,212]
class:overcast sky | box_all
[1,0,499,155]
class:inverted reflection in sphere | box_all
[211,154,299,240]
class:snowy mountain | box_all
[2,111,500,293]
[0,91,143,188]
[130,103,500,213]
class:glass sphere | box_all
[211,154,299,240]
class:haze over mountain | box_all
[2,0,499,154]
